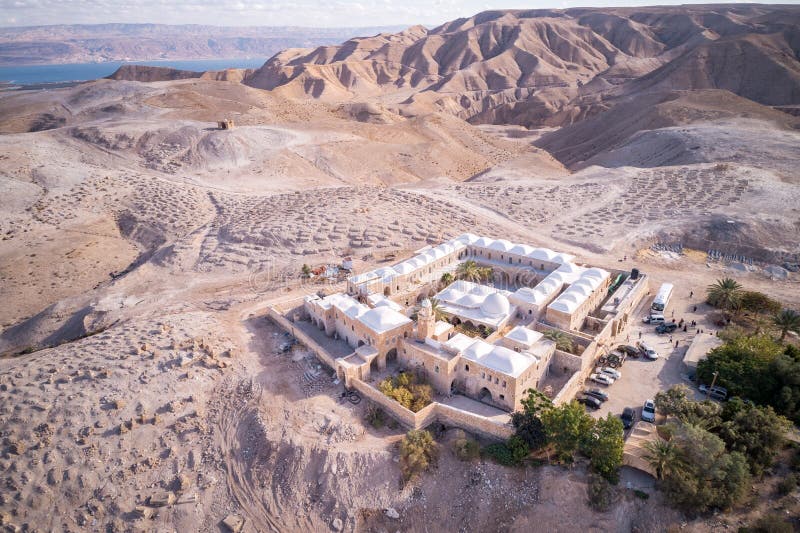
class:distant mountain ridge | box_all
[0,23,404,66]
[242,4,800,129]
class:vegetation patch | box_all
[400,430,438,482]
[378,371,433,412]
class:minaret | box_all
[417,298,436,340]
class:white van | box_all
[642,314,665,325]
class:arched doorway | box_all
[386,348,397,364]
[357,340,365,348]
[369,357,379,374]
[384,286,391,296]
[479,387,492,403]
[450,379,463,395]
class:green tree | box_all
[511,411,547,451]
[507,435,531,464]
[540,400,595,462]
[543,329,575,354]
[456,260,493,283]
[439,272,454,288]
[706,277,743,312]
[740,291,782,317]
[696,334,784,403]
[661,423,751,514]
[400,430,437,481]
[301,263,312,278]
[718,398,789,476]
[643,438,680,480]
[654,385,691,417]
[774,309,800,342]
[583,414,625,483]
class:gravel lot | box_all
[588,282,716,426]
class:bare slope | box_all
[244,5,800,129]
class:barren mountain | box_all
[0,23,403,66]
[244,5,800,133]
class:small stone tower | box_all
[417,298,436,340]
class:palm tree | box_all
[543,330,574,354]
[774,309,800,342]
[456,260,482,282]
[439,272,454,289]
[428,298,446,321]
[706,277,743,312]
[643,439,680,480]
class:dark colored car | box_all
[578,395,602,410]
[584,388,609,402]
[618,345,640,358]
[620,407,636,429]
[655,323,678,334]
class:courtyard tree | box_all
[583,414,625,483]
[439,272,454,288]
[643,438,680,481]
[301,263,312,278]
[400,430,438,481]
[653,384,690,417]
[540,400,595,462]
[706,277,743,312]
[456,260,493,283]
[542,329,575,354]
[774,308,800,342]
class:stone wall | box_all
[267,307,338,370]
[552,349,582,373]
[351,379,514,440]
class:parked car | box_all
[584,388,609,402]
[606,350,626,367]
[698,384,728,401]
[618,345,640,358]
[620,407,636,429]
[655,323,678,334]
[641,399,656,422]
[590,373,614,386]
[599,367,622,380]
[637,341,659,360]
[577,395,602,409]
[642,314,666,324]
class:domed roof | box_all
[360,306,411,332]
[480,292,510,317]
[457,293,483,308]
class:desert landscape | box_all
[1,4,800,532]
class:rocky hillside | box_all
[244,5,800,129]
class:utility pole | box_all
[706,371,719,400]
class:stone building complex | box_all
[299,234,648,413]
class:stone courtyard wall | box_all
[351,379,513,440]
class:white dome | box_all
[480,292,510,317]
[457,293,483,308]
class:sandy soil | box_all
[0,53,799,532]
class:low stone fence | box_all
[551,370,585,406]
[266,307,338,370]
[351,379,513,440]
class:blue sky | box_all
[1,0,796,28]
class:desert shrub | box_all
[633,489,650,500]
[400,430,437,481]
[777,473,798,496]
[452,437,480,461]
[483,442,517,466]
[508,435,530,464]
[378,371,434,412]
[365,405,386,429]
[587,474,614,512]
[742,513,794,533]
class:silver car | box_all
[642,399,656,422]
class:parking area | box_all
[587,285,715,425]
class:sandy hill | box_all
[243,5,800,130]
